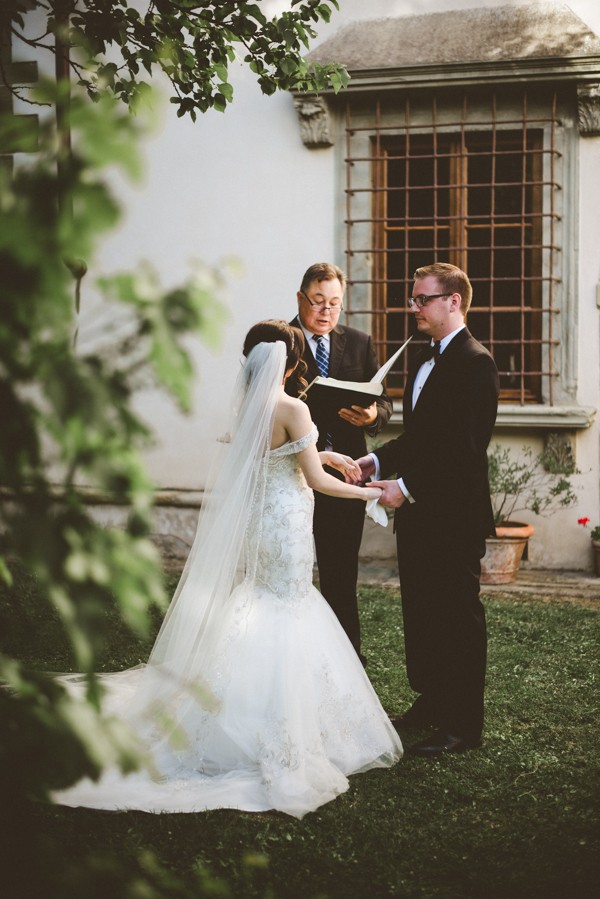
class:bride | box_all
[54,320,402,819]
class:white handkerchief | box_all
[366,497,388,527]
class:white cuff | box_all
[368,452,381,480]
[398,478,415,504]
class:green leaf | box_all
[214,62,229,82]
[279,56,298,77]
[213,92,228,113]
[218,81,234,102]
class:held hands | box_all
[354,454,376,486]
[369,479,406,509]
[338,402,377,428]
[362,486,383,502]
[320,451,361,483]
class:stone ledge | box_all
[389,404,596,430]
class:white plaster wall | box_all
[87,62,340,489]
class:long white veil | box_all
[128,339,287,717]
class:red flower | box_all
[578,517,591,527]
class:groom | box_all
[287,262,392,664]
[357,262,499,757]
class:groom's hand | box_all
[369,480,406,509]
[354,454,375,485]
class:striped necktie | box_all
[313,334,329,377]
[313,334,333,448]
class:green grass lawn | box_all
[2,574,599,898]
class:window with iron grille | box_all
[342,87,567,404]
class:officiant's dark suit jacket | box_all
[287,318,392,659]
[375,327,499,740]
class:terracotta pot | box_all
[593,540,600,577]
[480,521,534,585]
[494,521,535,540]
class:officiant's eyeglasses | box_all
[300,291,343,313]
[408,293,451,309]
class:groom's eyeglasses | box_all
[407,293,451,309]
[300,291,343,313]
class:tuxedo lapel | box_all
[403,353,424,423]
[405,328,473,414]
[304,343,319,380]
[439,326,471,360]
[328,325,346,379]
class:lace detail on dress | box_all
[245,426,318,601]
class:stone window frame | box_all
[338,85,567,407]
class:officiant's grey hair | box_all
[300,263,346,293]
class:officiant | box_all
[287,262,392,665]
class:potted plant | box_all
[577,517,600,576]
[481,443,578,584]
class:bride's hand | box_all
[320,451,361,483]
[363,486,383,501]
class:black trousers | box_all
[396,530,487,741]
[313,489,366,658]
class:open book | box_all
[299,336,412,411]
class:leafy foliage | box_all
[0,84,225,889]
[487,443,578,525]
[4,0,349,118]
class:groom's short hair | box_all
[300,262,346,294]
[414,263,473,316]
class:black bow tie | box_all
[422,341,441,362]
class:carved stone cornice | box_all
[292,95,333,148]
[577,83,600,135]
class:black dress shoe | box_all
[408,729,482,758]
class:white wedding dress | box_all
[54,347,402,819]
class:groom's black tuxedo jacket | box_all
[376,327,499,551]
[287,317,392,455]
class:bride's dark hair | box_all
[243,320,307,391]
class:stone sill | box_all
[391,404,597,429]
